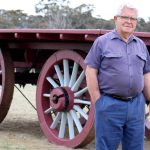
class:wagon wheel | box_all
[36,50,94,148]
[0,48,14,123]
[145,103,150,139]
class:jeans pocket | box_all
[95,95,104,108]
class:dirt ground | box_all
[0,85,150,150]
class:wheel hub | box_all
[50,87,74,112]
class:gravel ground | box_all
[0,85,150,150]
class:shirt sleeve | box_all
[143,43,150,74]
[84,37,102,69]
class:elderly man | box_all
[85,3,150,150]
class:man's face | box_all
[114,7,138,35]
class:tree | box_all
[136,18,147,32]
[35,0,71,28]
[0,9,28,28]
[35,0,114,29]
[0,1,149,31]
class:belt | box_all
[105,93,136,102]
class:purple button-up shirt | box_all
[84,30,150,97]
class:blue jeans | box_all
[95,93,145,150]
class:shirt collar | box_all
[110,29,137,42]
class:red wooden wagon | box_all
[0,29,149,148]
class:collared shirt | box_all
[84,30,150,97]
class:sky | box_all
[0,0,149,21]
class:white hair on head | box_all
[116,2,138,17]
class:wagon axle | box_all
[50,87,74,112]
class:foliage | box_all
[0,0,149,32]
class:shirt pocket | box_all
[136,53,146,74]
[101,52,123,70]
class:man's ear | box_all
[114,16,118,24]
[114,16,117,20]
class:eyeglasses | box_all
[117,15,138,22]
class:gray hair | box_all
[116,3,138,17]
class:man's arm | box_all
[143,72,150,102]
[85,65,101,105]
